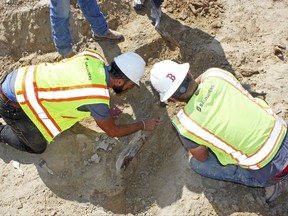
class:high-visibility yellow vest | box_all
[173,68,287,170]
[15,50,110,143]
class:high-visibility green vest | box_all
[15,50,110,143]
[173,68,287,170]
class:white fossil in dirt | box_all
[115,131,146,174]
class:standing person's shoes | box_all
[150,0,161,28]
[93,29,124,41]
[265,180,288,203]
[62,50,76,59]
[133,0,145,10]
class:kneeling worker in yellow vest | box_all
[150,60,288,203]
[0,49,159,155]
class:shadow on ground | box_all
[1,2,286,215]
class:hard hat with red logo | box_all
[150,60,190,102]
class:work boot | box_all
[93,29,124,41]
[150,0,161,28]
[265,180,288,203]
[133,0,145,10]
[62,50,76,59]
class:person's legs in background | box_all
[133,0,145,10]
[50,0,73,57]
[152,0,163,8]
[78,0,123,40]
[150,0,163,27]
[77,0,108,35]
[133,0,163,27]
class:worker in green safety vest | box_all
[0,49,159,154]
[150,60,288,203]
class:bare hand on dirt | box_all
[142,118,160,131]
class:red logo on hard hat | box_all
[166,73,176,82]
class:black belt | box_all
[0,86,20,108]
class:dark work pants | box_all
[153,0,164,8]
[0,97,47,154]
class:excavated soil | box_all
[0,0,288,215]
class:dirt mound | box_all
[0,0,288,215]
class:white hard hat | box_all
[114,52,146,86]
[150,60,189,102]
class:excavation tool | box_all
[116,131,146,174]
[38,159,54,175]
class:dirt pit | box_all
[0,0,288,215]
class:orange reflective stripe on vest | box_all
[17,64,110,140]
[176,109,287,169]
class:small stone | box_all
[84,160,89,166]
[90,153,101,163]
[16,199,23,209]
[98,141,109,151]
[211,20,222,28]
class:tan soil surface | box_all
[0,0,287,215]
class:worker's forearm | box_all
[108,121,144,137]
[96,117,159,138]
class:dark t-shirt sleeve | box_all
[179,134,199,150]
[79,104,110,120]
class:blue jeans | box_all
[152,0,163,8]
[50,0,108,55]
[190,152,276,188]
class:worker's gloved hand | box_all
[110,105,123,118]
[142,118,160,131]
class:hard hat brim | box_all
[114,52,146,86]
[160,63,190,102]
